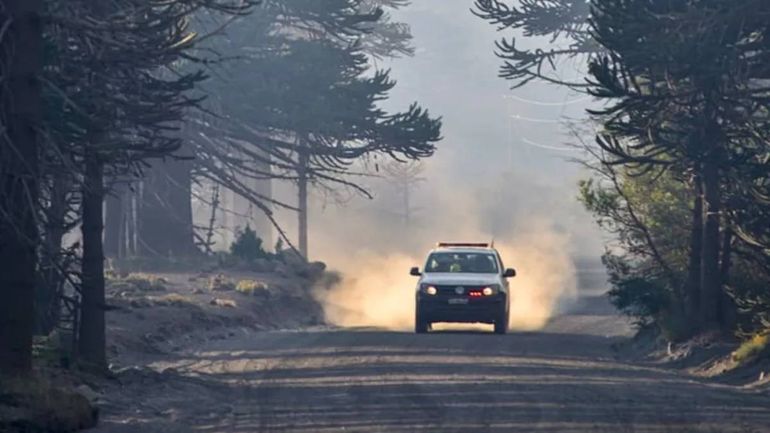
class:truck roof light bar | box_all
[436,242,490,248]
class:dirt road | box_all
[92,295,770,433]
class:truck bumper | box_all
[417,296,507,324]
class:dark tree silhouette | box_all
[473,0,594,89]
[0,0,44,375]
[193,0,442,258]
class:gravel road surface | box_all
[91,295,770,433]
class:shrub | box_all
[0,376,98,432]
[230,225,268,262]
[124,273,168,292]
[732,333,770,364]
[208,273,235,292]
[148,293,194,307]
[235,279,269,295]
[604,254,691,341]
[210,298,238,308]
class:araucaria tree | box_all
[476,0,770,340]
[193,0,442,258]
[473,0,594,89]
[587,0,770,332]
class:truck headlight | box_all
[482,285,500,296]
[421,284,438,295]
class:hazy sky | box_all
[382,0,591,182]
[275,0,606,263]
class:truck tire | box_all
[415,309,429,334]
[494,313,508,335]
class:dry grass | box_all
[124,273,168,291]
[108,272,168,293]
[147,293,195,307]
[210,298,238,308]
[732,333,770,364]
[235,279,269,295]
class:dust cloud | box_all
[315,225,577,331]
[275,0,596,332]
[308,175,579,331]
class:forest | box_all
[475,0,770,341]
[2,0,770,431]
[0,0,441,377]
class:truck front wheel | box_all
[415,309,430,334]
[494,312,508,335]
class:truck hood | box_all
[420,273,501,286]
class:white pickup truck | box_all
[410,243,516,334]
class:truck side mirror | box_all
[503,268,516,278]
[410,267,422,276]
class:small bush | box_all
[210,298,237,308]
[208,273,235,292]
[148,293,194,307]
[235,279,269,295]
[608,275,670,325]
[604,254,691,341]
[732,333,770,364]
[123,273,168,292]
[0,376,98,433]
[230,225,268,262]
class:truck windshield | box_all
[425,252,499,274]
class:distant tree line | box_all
[0,0,441,375]
[476,0,770,340]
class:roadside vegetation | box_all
[475,0,770,353]
[732,333,770,365]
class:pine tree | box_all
[0,0,44,375]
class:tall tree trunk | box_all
[78,154,107,369]
[684,173,703,323]
[700,159,721,328]
[204,183,220,254]
[0,0,43,376]
[104,184,125,259]
[36,176,68,335]
[718,228,736,330]
[297,148,309,259]
[137,156,196,257]
[403,182,411,227]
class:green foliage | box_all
[479,0,770,340]
[581,169,694,340]
[728,260,770,334]
[230,225,268,262]
[604,257,668,324]
[603,253,691,341]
